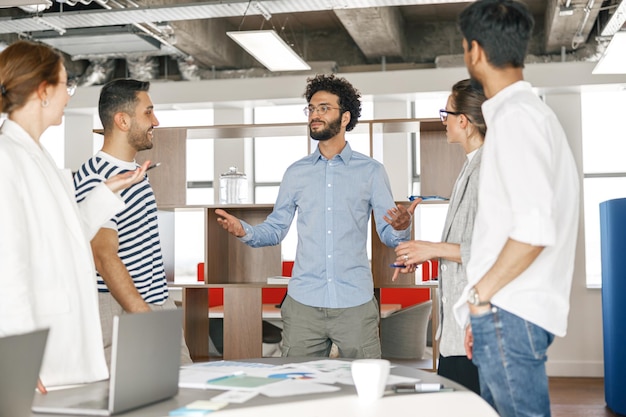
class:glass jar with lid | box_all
[219,166,249,204]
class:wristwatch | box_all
[467,286,491,306]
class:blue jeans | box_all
[470,306,555,417]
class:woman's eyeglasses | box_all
[439,109,463,122]
[59,79,78,97]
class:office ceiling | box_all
[0,0,623,85]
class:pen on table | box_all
[392,383,454,393]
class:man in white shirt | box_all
[452,1,580,416]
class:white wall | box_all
[64,113,95,172]
[544,93,604,377]
[63,61,626,377]
[373,99,413,200]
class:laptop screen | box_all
[0,328,48,417]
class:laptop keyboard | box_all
[71,396,109,410]
[54,385,109,410]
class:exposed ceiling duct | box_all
[126,55,159,80]
[177,57,202,82]
[0,0,621,83]
[78,58,115,86]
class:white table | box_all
[30,359,498,417]
[215,391,496,417]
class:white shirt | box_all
[0,119,124,386]
[453,81,579,337]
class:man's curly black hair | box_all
[304,74,362,132]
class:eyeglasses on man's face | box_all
[439,109,462,122]
[60,79,78,97]
[303,104,341,117]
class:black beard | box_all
[128,124,154,151]
[309,116,341,141]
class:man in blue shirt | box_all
[216,74,415,358]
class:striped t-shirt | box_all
[74,151,168,305]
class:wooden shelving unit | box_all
[204,205,281,284]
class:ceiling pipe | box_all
[59,0,99,6]
[572,0,596,49]
[18,0,51,13]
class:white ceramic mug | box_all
[350,359,391,402]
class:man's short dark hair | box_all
[458,0,534,69]
[304,74,361,132]
[98,78,150,131]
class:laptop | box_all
[32,309,183,416]
[0,328,49,417]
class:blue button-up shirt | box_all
[240,142,410,308]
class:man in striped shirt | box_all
[74,79,191,366]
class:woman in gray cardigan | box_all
[394,79,486,393]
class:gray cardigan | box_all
[436,146,483,357]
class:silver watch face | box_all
[468,288,478,305]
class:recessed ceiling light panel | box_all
[227,30,310,72]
